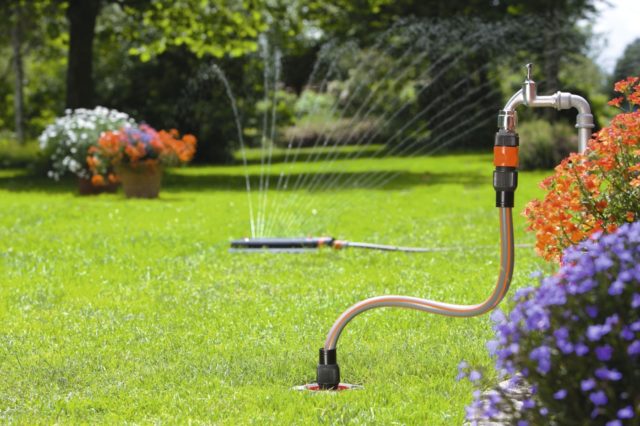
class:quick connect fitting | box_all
[317,348,340,389]
[493,130,519,208]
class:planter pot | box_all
[78,177,119,196]
[116,165,162,199]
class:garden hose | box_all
[314,63,594,390]
[229,237,530,253]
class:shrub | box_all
[460,222,640,425]
[39,107,136,180]
[0,133,41,169]
[518,119,578,170]
[280,117,383,148]
[524,77,640,261]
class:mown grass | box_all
[0,152,554,424]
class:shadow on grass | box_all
[163,169,486,192]
[0,169,486,194]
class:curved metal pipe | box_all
[323,207,514,350]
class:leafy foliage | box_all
[462,222,640,425]
[524,77,640,261]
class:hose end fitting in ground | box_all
[493,130,519,208]
[317,348,340,389]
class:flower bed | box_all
[524,77,640,261]
[461,222,640,425]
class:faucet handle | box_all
[525,63,533,81]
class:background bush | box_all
[518,119,578,170]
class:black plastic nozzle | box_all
[317,348,340,389]
[230,237,334,251]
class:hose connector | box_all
[493,130,519,208]
[317,348,340,389]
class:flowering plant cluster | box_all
[460,222,640,425]
[524,77,640,261]
[86,124,196,186]
[39,107,136,180]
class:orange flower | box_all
[91,174,105,186]
[608,97,623,108]
[524,78,640,262]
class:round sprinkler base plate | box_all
[292,383,363,392]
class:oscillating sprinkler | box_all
[312,63,594,390]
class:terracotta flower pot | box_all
[116,165,162,199]
[78,177,119,196]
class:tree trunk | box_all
[11,5,25,145]
[65,0,101,109]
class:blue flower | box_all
[617,406,634,419]
[580,378,595,392]
[469,370,482,382]
[608,280,625,295]
[595,345,614,361]
[553,389,567,400]
[529,346,551,374]
[628,340,640,356]
[587,324,611,341]
[589,390,608,406]
[595,367,622,381]
[606,421,622,426]
[594,254,614,271]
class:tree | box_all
[64,0,266,109]
[10,2,25,144]
[66,0,101,108]
[612,38,640,85]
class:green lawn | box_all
[0,152,553,424]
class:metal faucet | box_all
[498,63,594,153]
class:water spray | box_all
[309,63,594,390]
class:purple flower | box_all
[585,305,598,318]
[575,342,589,356]
[589,390,608,406]
[456,361,468,381]
[486,340,499,356]
[594,254,614,271]
[608,280,625,295]
[621,326,635,340]
[469,370,482,382]
[628,340,640,356]
[606,421,622,426]
[595,367,622,381]
[517,421,529,426]
[522,399,535,409]
[553,389,567,400]
[631,321,640,332]
[595,345,614,361]
[580,378,595,392]
[529,346,551,374]
[632,293,640,309]
[587,324,611,341]
[618,406,634,419]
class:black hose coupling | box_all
[493,130,519,208]
[317,348,340,389]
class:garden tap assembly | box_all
[499,63,593,153]
[314,63,594,390]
